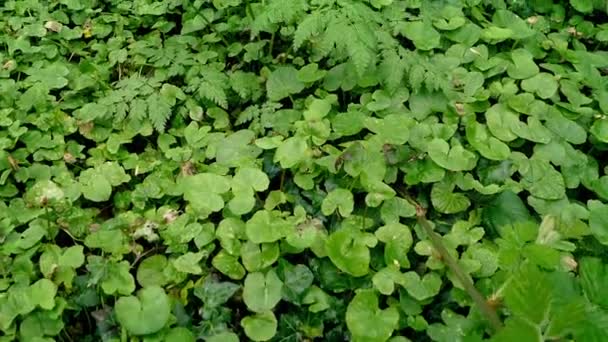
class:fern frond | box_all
[146,93,172,132]
[293,11,326,50]
[199,81,228,108]
[229,71,262,101]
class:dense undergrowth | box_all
[1,0,608,341]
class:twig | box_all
[398,190,503,333]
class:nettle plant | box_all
[1,0,608,341]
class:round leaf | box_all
[115,286,171,335]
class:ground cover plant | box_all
[1,0,608,341]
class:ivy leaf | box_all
[346,289,399,342]
[322,188,354,217]
[243,270,283,313]
[115,286,171,336]
[427,139,477,171]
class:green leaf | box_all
[179,173,231,213]
[588,200,608,246]
[322,188,354,217]
[380,197,416,223]
[507,49,539,79]
[243,270,283,313]
[172,251,205,275]
[492,317,543,342]
[402,271,442,301]
[266,66,305,101]
[579,257,608,309]
[590,119,608,143]
[519,159,565,200]
[79,169,112,202]
[427,139,478,171]
[375,223,413,269]
[401,21,441,50]
[484,190,533,231]
[115,286,171,335]
[194,276,240,308]
[212,250,246,280]
[503,263,551,324]
[29,279,57,310]
[570,0,594,13]
[136,255,169,287]
[521,73,559,99]
[101,260,135,295]
[346,289,399,342]
[274,136,309,169]
[431,179,471,214]
[246,210,291,244]
[465,121,511,161]
[241,311,278,341]
[326,227,375,277]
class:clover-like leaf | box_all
[241,311,278,342]
[322,188,354,217]
[346,289,399,342]
[326,226,377,277]
[427,139,477,171]
[266,66,305,101]
[115,286,171,336]
[431,179,471,214]
[521,73,558,99]
[245,210,291,244]
[274,136,309,169]
[179,173,231,213]
[243,270,283,313]
[401,271,442,301]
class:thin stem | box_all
[399,190,503,333]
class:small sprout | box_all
[89,223,101,232]
[133,221,160,242]
[63,152,76,164]
[455,102,465,116]
[2,60,15,70]
[181,161,196,176]
[83,19,93,38]
[44,20,63,33]
[526,16,539,25]
[561,256,578,272]
[7,154,19,171]
[486,293,502,310]
[162,209,180,224]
